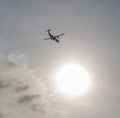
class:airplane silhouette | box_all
[43,29,65,43]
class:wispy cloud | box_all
[14,85,29,92]
[17,94,40,105]
[0,113,5,118]
[0,80,11,89]
[0,53,69,118]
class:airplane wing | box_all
[43,38,51,40]
[55,33,65,38]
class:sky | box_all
[0,0,120,118]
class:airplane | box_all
[43,29,65,43]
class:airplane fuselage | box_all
[48,32,59,42]
[48,32,54,39]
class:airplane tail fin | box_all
[46,29,52,32]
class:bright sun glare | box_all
[55,63,91,97]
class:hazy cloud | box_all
[18,94,40,105]
[0,0,120,117]
[0,80,10,89]
[14,85,29,92]
[0,53,70,118]
[0,113,5,118]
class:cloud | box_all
[0,80,10,89]
[31,104,45,113]
[8,53,27,64]
[18,94,40,105]
[0,113,5,118]
[0,53,70,118]
[14,85,29,92]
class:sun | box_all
[54,63,91,97]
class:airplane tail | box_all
[46,29,52,32]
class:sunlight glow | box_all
[55,63,91,97]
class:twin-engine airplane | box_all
[43,29,65,43]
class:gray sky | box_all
[0,0,120,118]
